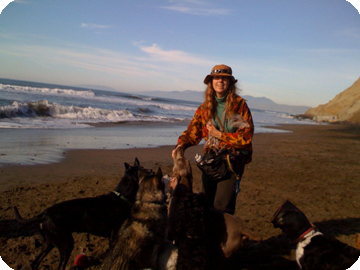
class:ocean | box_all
[0,78,314,166]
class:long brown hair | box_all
[201,81,240,121]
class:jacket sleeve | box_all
[177,107,206,150]
[219,99,254,150]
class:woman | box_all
[172,64,254,215]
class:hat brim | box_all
[204,74,237,84]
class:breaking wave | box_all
[0,100,133,121]
[0,83,95,98]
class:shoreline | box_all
[0,121,189,167]
[1,123,359,269]
[0,123,355,191]
[0,118,316,167]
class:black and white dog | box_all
[271,200,360,270]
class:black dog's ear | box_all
[134,158,140,166]
[156,167,163,178]
[124,162,131,170]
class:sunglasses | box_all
[211,69,231,75]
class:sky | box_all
[0,0,359,107]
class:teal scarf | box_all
[214,93,227,131]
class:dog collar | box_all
[295,226,319,243]
[113,191,132,206]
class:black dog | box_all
[13,158,153,270]
[271,200,360,270]
[168,174,225,270]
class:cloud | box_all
[1,43,139,74]
[0,41,213,91]
[1,42,203,81]
[80,23,111,29]
[160,0,230,16]
[13,0,29,4]
[137,43,212,66]
[161,5,229,15]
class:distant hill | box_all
[135,90,310,114]
[305,77,360,124]
[241,95,311,115]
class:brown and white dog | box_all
[100,167,167,270]
[271,200,360,270]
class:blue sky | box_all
[0,0,359,107]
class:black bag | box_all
[196,149,230,181]
[197,114,246,181]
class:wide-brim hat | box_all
[203,64,238,84]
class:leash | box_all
[112,191,132,206]
[215,113,241,194]
[226,154,241,194]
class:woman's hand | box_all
[206,122,222,139]
[171,145,183,159]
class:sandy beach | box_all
[1,123,359,269]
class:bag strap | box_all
[215,113,225,132]
[215,114,241,194]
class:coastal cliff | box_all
[305,77,360,124]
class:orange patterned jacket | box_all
[177,95,254,163]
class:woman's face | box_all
[212,76,230,98]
